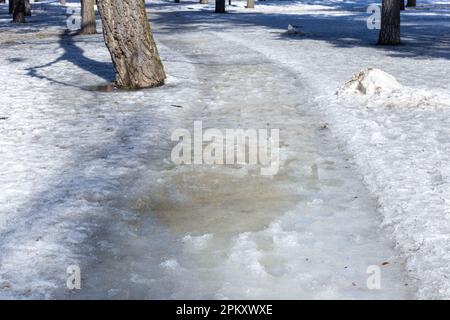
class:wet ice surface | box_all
[0,3,415,299]
[62,30,412,299]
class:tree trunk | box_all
[200,0,208,4]
[247,0,254,8]
[25,0,31,16]
[399,0,405,10]
[80,0,96,34]
[60,0,67,5]
[97,0,166,89]
[9,0,14,14]
[12,0,26,23]
[378,0,401,45]
[215,0,225,13]
[406,0,416,7]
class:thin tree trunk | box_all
[400,0,405,10]
[12,0,26,23]
[80,0,96,34]
[378,0,401,45]
[247,0,254,8]
[406,0,416,7]
[25,0,31,16]
[215,0,225,13]
[97,0,166,89]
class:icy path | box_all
[0,2,414,299]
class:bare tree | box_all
[215,0,225,13]
[25,0,31,16]
[378,0,401,45]
[12,0,26,23]
[80,0,96,34]
[97,0,166,89]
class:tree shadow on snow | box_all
[149,2,450,62]
[25,32,115,89]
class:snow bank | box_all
[337,68,403,96]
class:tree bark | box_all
[378,0,401,45]
[80,0,96,34]
[97,0,166,89]
[12,0,26,23]
[247,0,254,8]
[215,0,225,13]
[25,0,31,16]
[399,0,405,10]
[406,0,416,7]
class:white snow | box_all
[337,68,403,95]
[1,0,450,299]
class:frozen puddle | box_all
[58,24,414,299]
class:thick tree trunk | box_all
[80,0,96,34]
[247,0,254,8]
[406,0,416,7]
[215,0,225,13]
[12,0,26,23]
[378,0,401,45]
[97,0,166,89]
[400,0,405,10]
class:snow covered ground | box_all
[0,0,450,299]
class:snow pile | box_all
[337,68,403,96]
[286,24,305,36]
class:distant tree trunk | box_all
[399,0,405,10]
[80,0,96,34]
[378,0,401,45]
[12,0,26,23]
[247,0,254,8]
[406,0,416,7]
[200,0,208,4]
[97,0,166,89]
[215,0,225,13]
[25,0,31,16]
